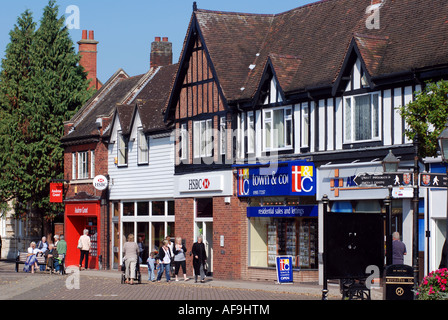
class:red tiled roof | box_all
[192,0,448,102]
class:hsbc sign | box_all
[179,175,224,193]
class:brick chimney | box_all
[78,30,101,90]
[150,36,173,69]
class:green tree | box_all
[0,1,93,225]
[399,80,448,159]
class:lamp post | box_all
[438,121,448,271]
[412,134,420,299]
[382,150,399,266]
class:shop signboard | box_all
[50,183,63,203]
[237,161,315,197]
[247,205,318,218]
[93,175,108,191]
[276,256,293,284]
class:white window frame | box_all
[262,106,293,152]
[180,123,188,161]
[137,128,149,164]
[220,116,226,155]
[77,151,89,180]
[72,153,76,180]
[90,150,95,178]
[301,104,309,148]
[344,92,381,143]
[193,119,213,158]
[247,112,255,154]
[117,131,128,166]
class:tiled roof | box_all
[193,0,448,102]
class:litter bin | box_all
[383,264,414,300]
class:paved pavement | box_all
[0,260,382,302]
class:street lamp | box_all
[382,150,399,267]
[382,150,400,173]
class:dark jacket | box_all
[173,244,187,257]
[157,246,171,264]
[192,242,207,273]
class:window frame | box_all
[262,106,293,152]
[343,92,381,144]
[117,131,128,166]
[137,128,149,165]
[77,151,89,180]
[179,123,188,161]
[193,119,213,158]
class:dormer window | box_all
[138,128,149,164]
[344,93,380,143]
[263,106,293,151]
[117,131,128,166]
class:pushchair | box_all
[121,258,142,284]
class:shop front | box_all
[65,200,101,269]
[236,161,318,282]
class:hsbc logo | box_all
[188,178,210,191]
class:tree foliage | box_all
[399,80,448,159]
[0,1,94,221]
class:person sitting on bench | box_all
[45,243,59,274]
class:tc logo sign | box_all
[291,166,314,194]
[279,258,290,271]
[238,169,250,196]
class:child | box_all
[147,251,156,282]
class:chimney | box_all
[150,36,173,69]
[78,30,101,90]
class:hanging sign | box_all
[50,183,63,203]
[93,175,108,191]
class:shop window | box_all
[137,222,149,262]
[167,222,175,238]
[196,198,213,218]
[122,222,134,248]
[123,202,134,216]
[152,201,165,216]
[249,217,318,269]
[152,222,164,252]
[137,202,149,216]
[167,201,175,216]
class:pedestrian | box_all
[23,241,40,273]
[56,235,67,274]
[156,240,171,282]
[45,243,59,274]
[123,234,139,285]
[192,235,207,283]
[77,229,91,270]
[173,237,189,281]
[37,236,48,271]
[147,251,156,282]
[166,236,175,276]
[392,231,407,265]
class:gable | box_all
[166,14,227,122]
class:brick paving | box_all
[0,260,381,301]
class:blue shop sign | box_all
[247,205,318,218]
[236,161,316,197]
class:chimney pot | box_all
[82,30,87,39]
[155,36,161,42]
[162,37,168,42]
[89,30,94,40]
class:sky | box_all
[0,0,315,83]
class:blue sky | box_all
[0,0,315,82]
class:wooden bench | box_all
[15,252,46,272]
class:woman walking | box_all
[173,237,189,281]
[123,234,139,285]
[156,240,172,282]
[192,235,207,283]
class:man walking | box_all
[392,231,407,265]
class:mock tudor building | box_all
[165,0,448,282]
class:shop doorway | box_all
[195,221,213,276]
